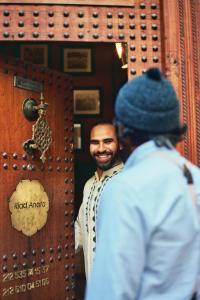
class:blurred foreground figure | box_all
[86,68,200,300]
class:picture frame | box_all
[63,48,92,73]
[74,123,83,150]
[20,44,48,67]
[73,88,101,115]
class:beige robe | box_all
[75,162,123,279]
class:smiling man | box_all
[75,123,123,279]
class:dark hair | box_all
[92,120,113,127]
[90,121,118,136]
[122,124,187,149]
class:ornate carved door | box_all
[0,55,75,300]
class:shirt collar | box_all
[124,140,178,169]
[94,161,124,181]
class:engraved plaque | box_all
[14,76,43,92]
[9,180,49,236]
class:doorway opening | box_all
[0,41,127,300]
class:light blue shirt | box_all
[86,141,200,300]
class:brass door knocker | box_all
[23,93,52,163]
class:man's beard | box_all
[93,151,119,171]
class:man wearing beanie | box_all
[85,68,200,300]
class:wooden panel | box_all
[0,1,162,78]
[0,56,75,300]
[0,0,134,5]
[0,5,136,42]
[126,0,162,78]
[190,0,200,166]
[161,0,187,157]
[162,0,200,165]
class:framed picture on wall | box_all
[74,123,83,150]
[63,48,92,73]
[73,88,101,115]
[20,44,48,67]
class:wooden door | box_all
[0,55,75,300]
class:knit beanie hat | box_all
[115,68,181,133]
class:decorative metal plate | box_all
[9,180,49,237]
